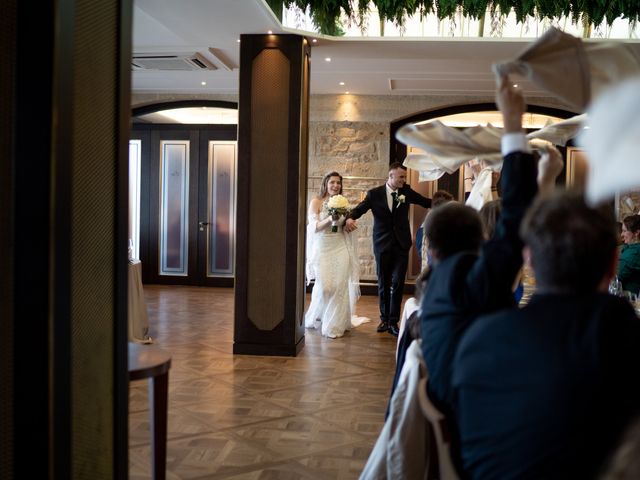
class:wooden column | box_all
[234,34,310,356]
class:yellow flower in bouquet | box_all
[325,194,351,232]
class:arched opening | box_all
[390,103,579,279]
[390,102,578,165]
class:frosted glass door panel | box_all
[159,141,189,276]
[128,140,141,260]
[208,141,236,276]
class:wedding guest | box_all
[420,75,553,414]
[305,171,362,338]
[419,189,454,268]
[345,163,431,337]
[618,214,640,294]
[389,266,430,409]
[479,199,527,303]
[478,199,501,240]
[453,191,640,479]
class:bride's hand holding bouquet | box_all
[325,194,350,232]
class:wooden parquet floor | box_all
[129,286,404,479]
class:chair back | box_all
[417,376,460,480]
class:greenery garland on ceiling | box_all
[266,0,640,36]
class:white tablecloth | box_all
[128,261,150,343]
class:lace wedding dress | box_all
[305,210,368,338]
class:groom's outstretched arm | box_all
[344,191,373,233]
[347,192,372,221]
[405,187,431,209]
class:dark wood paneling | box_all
[132,124,237,287]
[234,34,310,356]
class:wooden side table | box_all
[128,342,172,480]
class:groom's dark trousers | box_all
[349,184,431,327]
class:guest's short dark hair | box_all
[432,190,454,208]
[623,214,640,234]
[388,162,406,172]
[520,191,617,292]
[424,202,484,260]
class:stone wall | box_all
[306,94,568,280]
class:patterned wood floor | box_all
[129,286,403,479]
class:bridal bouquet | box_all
[326,194,350,232]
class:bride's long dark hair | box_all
[319,171,343,198]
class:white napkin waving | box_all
[578,77,640,205]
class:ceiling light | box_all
[345,91,350,94]
[268,30,273,34]
[237,39,240,43]
[201,81,207,86]
[325,57,331,62]
[339,81,345,86]
[312,39,317,43]
[513,84,519,88]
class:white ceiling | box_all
[130,0,627,98]
[131,0,536,97]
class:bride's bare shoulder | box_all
[309,196,325,210]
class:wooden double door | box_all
[132,124,237,287]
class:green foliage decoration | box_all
[266,0,640,35]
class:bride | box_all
[305,171,367,338]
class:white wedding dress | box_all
[305,210,368,338]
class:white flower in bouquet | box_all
[325,194,351,232]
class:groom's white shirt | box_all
[386,184,397,212]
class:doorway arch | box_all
[389,102,579,165]
[132,99,238,117]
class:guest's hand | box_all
[344,218,357,233]
[537,145,564,195]
[496,74,525,133]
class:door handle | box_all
[198,221,210,231]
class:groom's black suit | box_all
[349,185,431,328]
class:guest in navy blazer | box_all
[419,76,555,412]
[345,163,431,336]
[453,191,640,479]
[418,76,563,475]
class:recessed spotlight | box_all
[237,39,241,43]
[201,81,207,86]
[325,57,331,62]
[513,84,519,88]
[339,81,345,86]
[345,91,350,94]
[268,30,273,34]
[312,39,317,43]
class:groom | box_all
[345,162,431,336]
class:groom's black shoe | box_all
[388,324,400,337]
[376,321,389,333]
